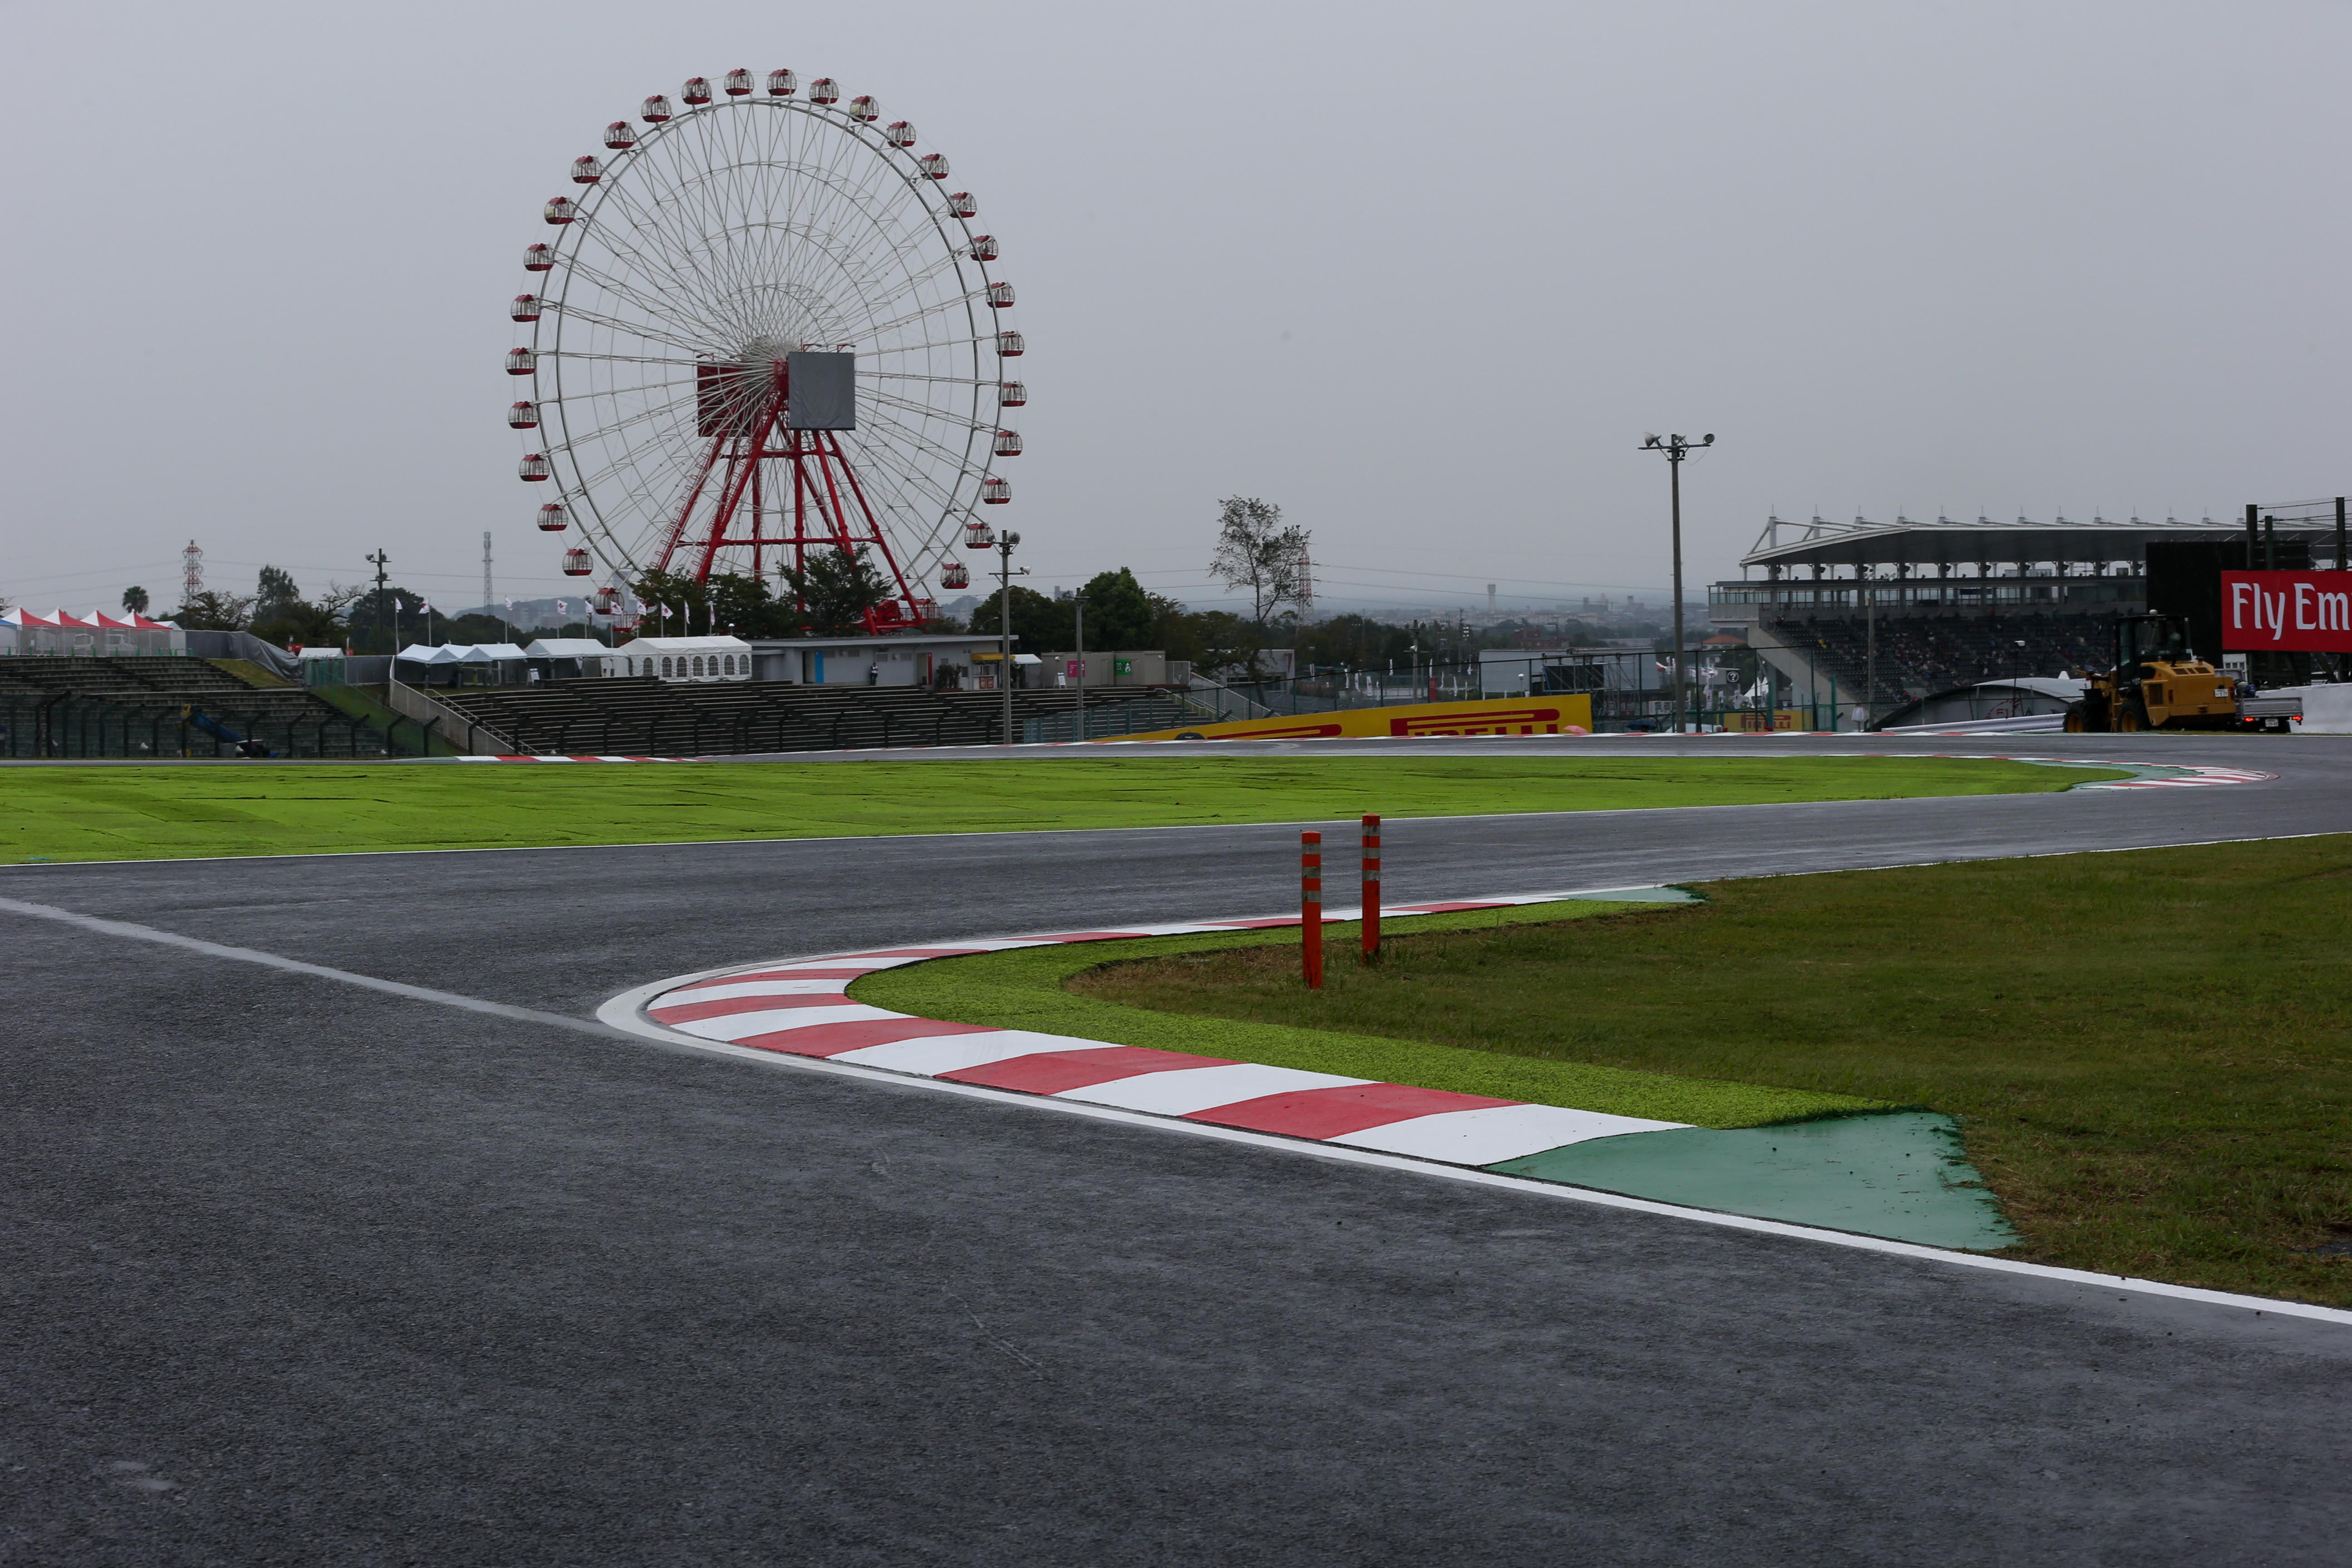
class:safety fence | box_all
[1019,693,1221,744]
[0,695,426,760]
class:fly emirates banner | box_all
[2222,571,2352,652]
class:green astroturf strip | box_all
[848,902,1893,1130]
[0,754,2115,864]
[1492,1114,2017,1251]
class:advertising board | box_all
[2220,571,2352,652]
[1108,693,1596,744]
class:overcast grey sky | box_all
[4,1,2347,616]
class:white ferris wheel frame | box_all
[510,81,1018,600]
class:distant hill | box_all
[448,596,618,631]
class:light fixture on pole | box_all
[367,549,391,654]
[967,517,1027,743]
[1639,432,1713,735]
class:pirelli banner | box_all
[1108,694,1595,744]
[2222,571,2352,652]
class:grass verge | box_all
[848,900,1891,1129]
[1066,838,2352,1305]
[0,753,2110,864]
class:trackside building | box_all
[1707,510,2350,715]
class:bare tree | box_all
[1208,496,1313,639]
[317,581,367,619]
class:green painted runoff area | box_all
[1070,838,2352,1305]
[0,753,2108,863]
[1493,1114,2015,1251]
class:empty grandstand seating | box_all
[0,657,400,759]
[1769,613,2115,708]
[433,677,1204,756]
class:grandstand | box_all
[431,676,1210,756]
[0,650,1213,760]
[0,657,404,759]
[1709,510,2347,711]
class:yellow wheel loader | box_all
[2063,614,2250,733]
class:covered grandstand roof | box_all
[1740,505,2344,573]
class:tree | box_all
[427,612,514,647]
[1295,612,1415,671]
[1078,568,1154,649]
[1150,603,1251,678]
[968,583,1074,651]
[255,600,349,650]
[255,566,301,622]
[779,546,893,636]
[121,585,150,615]
[171,590,256,631]
[251,575,363,650]
[706,572,801,638]
[344,586,428,652]
[1208,496,1313,635]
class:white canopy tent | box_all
[524,637,622,680]
[394,642,529,686]
[611,635,755,682]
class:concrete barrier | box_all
[2299,683,2352,733]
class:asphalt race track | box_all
[7,734,2351,1564]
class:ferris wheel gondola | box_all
[507,69,1023,632]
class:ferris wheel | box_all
[505,69,1022,629]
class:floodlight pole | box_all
[994,530,1027,745]
[367,549,390,654]
[1640,433,1713,735]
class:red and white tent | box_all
[0,608,185,656]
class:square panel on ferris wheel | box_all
[785,351,857,432]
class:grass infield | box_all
[1063,838,2352,1306]
[0,753,2105,863]
[849,901,1892,1129]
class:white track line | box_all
[0,888,2336,1328]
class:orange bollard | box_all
[1301,830,1323,990]
[1361,814,1381,962]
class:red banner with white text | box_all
[2221,571,2352,651]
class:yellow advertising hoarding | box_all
[1104,693,1595,744]
[1721,709,1809,732]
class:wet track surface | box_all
[6,734,2351,1563]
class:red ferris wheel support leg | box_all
[654,433,733,577]
[693,402,784,582]
[823,431,921,623]
[657,406,926,626]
